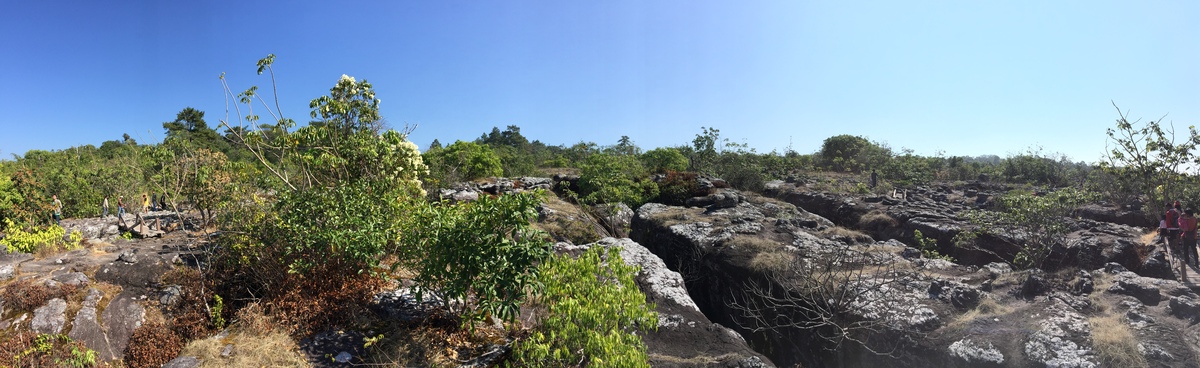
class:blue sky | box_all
[2,1,1197,163]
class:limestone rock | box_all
[69,288,118,360]
[948,338,1004,365]
[1106,271,1163,306]
[1138,251,1174,280]
[31,298,67,334]
[160,285,183,307]
[52,271,90,287]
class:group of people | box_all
[90,193,170,221]
[1159,200,1200,268]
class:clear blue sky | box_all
[2,1,1197,163]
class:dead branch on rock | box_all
[728,245,927,357]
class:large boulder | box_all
[98,292,146,360]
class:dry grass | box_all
[179,304,310,368]
[949,296,1012,328]
[1088,272,1113,314]
[818,226,874,244]
[650,206,705,228]
[726,235,781,252]
[1090,314,1148,368]
[364,311,509,367]
[857,210,898,230]
[533,197,605,245]
[749,251,795,273]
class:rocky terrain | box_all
[4,175,1198,367]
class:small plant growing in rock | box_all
[913,229,954,261]
[210,294,226,330]
[0,333,98,367]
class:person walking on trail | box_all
[117,196,125,219]
[1182,209,1199,267]
[102,196,110,218]
[1158,214,1169,244]
[1166,202,1185,276]
[52,195,63,225]
[141,194,149,213]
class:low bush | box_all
[0,278,78,313]
[654,171,706,206]
[511,246,657,367]
[125,322,184,368]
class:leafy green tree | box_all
[1101,104,1199,217]
[817,134,891,173]
[640,147,689,174]
[688,127,720,173]
[163,107,235,158]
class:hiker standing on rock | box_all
[1182,209,1198,267]
[870,169,878,189]
[117,196,125,218]
[102,196,110,218]
[141,193,149,213]
[52,195,62,225]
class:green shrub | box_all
[0,218,81,254]
[275,181,410,274]
[512,246,657,367]
[403,191,553,324]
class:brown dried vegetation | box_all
[125,322,184,368]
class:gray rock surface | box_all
[31,298,67,334]
[1024,298,1097,368]
[589,237,700,313]
[99,292,146,360]
[118,249,138,263]
[160,284,183,307]
[949,338,1005,365]
[52,271,91,287]
[0,263,13,280]
[162,356,202,368]
[69,288,122,360]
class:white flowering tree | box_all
[217,55,427,274]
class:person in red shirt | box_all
[1181,209,1199,267]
